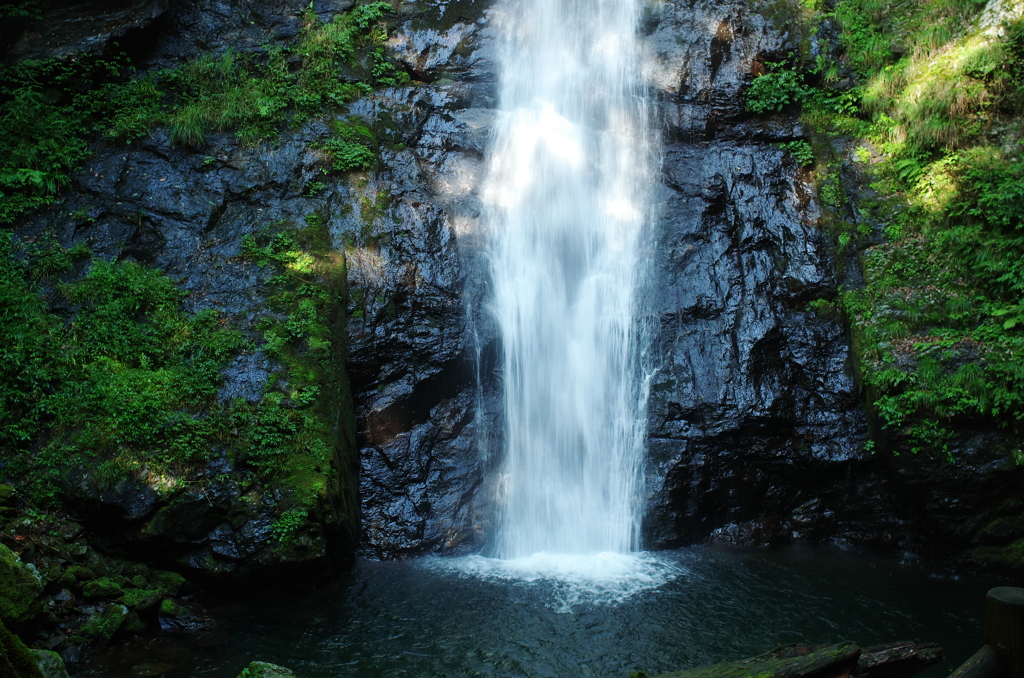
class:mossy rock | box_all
[30,650,69,678]
[159,598,190,618]
[0,485,15,506]
[58,565,95,586]
[973,518,1024,546]
[78,604,128,643]
[0,618,45,678]
[148,570,186,596]
[237,661,296,678]
[120,610,146,635]
[970,539,1024,572]
[0,543,42,624]
[81,577,125,599]
[118,588,163,611]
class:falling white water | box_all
[484,0,657,560]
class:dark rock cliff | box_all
[640,0,869,548]
[4,0,1017,577]
[347,0,876,557]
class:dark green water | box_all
[82,545,1009,678]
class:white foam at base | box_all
[421,552,682,612]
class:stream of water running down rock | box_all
[483,0,657,560]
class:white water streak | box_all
[484,0,657,559]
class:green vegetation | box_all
[0,234,246,504]
[237,661,297,678]
[158,2,407,147]
[0,56,118,223]
[746,0,1024,457]
[0,617,45,678]
[0,1,408,223]
[777,139,816,166]
[0,214,353,531]
[236,213,355,525]
[0,543,40,624]
[315,118,379,172]
[745,62,810,113]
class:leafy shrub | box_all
[0,1,409,223]
[315,118,378,172]
[746,65,809,113]
[778,140,816,166]
[271,508,309,542]
[781,0,1024,459]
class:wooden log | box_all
[985,587,1024,678]
[858,641,943,678]
[651,641,862,678]
[949,645,1006,678]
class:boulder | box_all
[31,650,70,678]
[0,543,42,624]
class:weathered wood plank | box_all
[858,641,943,678]
[650,642,862,678]
[949,645,1007,678]
[641,640,943,678]
[986,588,1024,678]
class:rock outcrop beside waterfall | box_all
[640,0,869,548]
[350,0,875,555]
[4,0,496,573]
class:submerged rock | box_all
[237,661,297,678]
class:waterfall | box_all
[484,0,656,559]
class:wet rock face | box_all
[639,0,869,548]
[644,0,793,141]
[9,0,905,562]
[353,0,870,556]
[12,0,497,564]
[344,8,497,559]
[6,0,168,61]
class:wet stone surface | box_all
[12,0,1010,569]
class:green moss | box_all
[0,618,45,678]
[970,537,1024,571]
[0,543,41,624]
[158,598,190,618]
[236,214,359,539]
[77,604,128,643]
[31,649,69,678]
[81,578,124,600]
[117,588,162,610]
[119,611,145,635]
[237,661,296,678]
[147,570,186,597]
[0,235,248,505]
[58,565,95,586]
